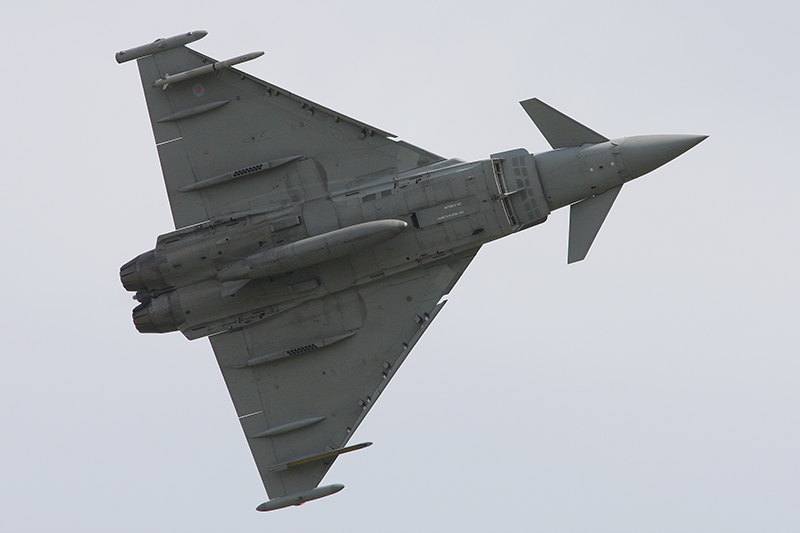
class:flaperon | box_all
[117,30,706,512]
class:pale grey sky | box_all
[1,1,798,531]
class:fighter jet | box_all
[116,31,706,512]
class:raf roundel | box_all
[192,83,205,97]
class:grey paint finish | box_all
[568,185,623,264]
[521,97,609,149]
[617,135,708,181]
[117,32,706,510]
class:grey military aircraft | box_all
[117,30,706,512]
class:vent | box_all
[511,156,529,177]
[238,332,357,367]
[232,163,264,178]
[285,344,319,357]
[179,155,302,192]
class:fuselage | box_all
[121,134,705,338]
[122,152,534,338]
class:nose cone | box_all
[619,134,707,181]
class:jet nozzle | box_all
[618,134,707,182]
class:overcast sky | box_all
[1,1,798,531]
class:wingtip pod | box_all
[115,30,208,63]
[256,484,345,512]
